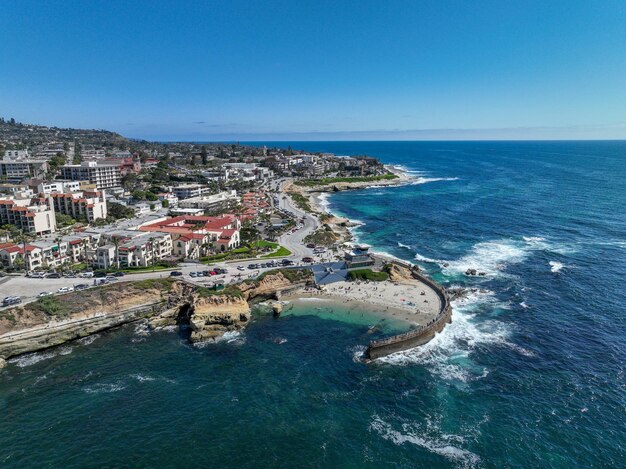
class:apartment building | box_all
[0,195,57,235]
[96,231,173,269]
[50,190,108,222]
[177,190,239,212]
[171,184,211,200]
[0,152,49,181]
[60,161,121,189]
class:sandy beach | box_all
[282,278,440,327]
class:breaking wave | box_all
[8,347,73,368]
[549,261,564,273]
[374,290,512,382]
[411,177,460,185]
[369,416,480,467]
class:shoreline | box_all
[282,276,441,329]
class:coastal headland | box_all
[0,165,452,367]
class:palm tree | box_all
[112,236,120,270]
[15,230,33,273]
[82,238,90,265]
[54,235,63,270]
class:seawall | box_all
[365,264,452,359]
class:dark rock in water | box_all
[332,185,341,192]
[273,337,287,345]
[478,272,487,276]
[465,268,477,276]
[443,263,449,267]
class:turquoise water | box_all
[1,141,625,467]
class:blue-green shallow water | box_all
[2,141,625,468]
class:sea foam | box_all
[369,416,480,467]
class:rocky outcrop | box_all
[239,271,308,300]
[387,263,417,282]
[189,295,250,342]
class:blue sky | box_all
[1,0,625,141]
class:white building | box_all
[171,184,212,200]
[0,195,57,235]
[36,180,82,194]
[177,190,239,212]
[0,152,49,181]
[50,190,108,223]
[60,161,121,189]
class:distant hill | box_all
[0,117,134,148]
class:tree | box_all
[112,236,120,270]
[107,202,135,220]
[201,146,208,165]
[161,199,169,208]
[145,192,158,201]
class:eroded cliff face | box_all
[239,272,302,299]
[0,272,311,360]
[188,295,250,342]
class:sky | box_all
[1,0,625,141]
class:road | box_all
[0,180,337,310]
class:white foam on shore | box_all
[8,347,72,368]
[194,330,246,347]
[76,334,101,346]
[369,416,480,467]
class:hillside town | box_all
[0,118,397,303]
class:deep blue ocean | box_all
[1,141,625,468]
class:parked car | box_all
[302,257,314,263]
[74,284,89,291]
[2,296,21,306]
[94,271,107,278]
[47,272,61,278]
[170,271,183,277]
[104,276,118,281]
[281,259,294,266]
[113,271,125,277]
[80,271,94,278]
[57,286,74,293]
[94,278,109,285]
[38,291,53,297]
[29,271,46,279]
[237,266,245,271]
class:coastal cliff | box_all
[0,271,314,362]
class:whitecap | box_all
[369,416,480,466]
[411,177,459,185]
[549,261,564,273]
[130,373,156,382]
[84,382,127,394]
[443,238,538,277]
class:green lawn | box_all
[348,269,389,282]
[261,245,292,258]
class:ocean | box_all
[1,141,625,468]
